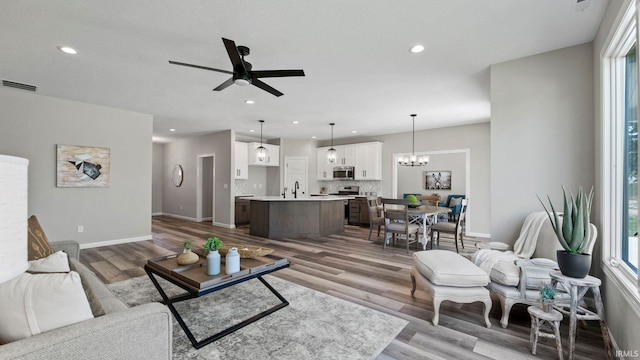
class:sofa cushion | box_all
[413,250,489,287]
[0,272,93,344]
[27,250,70,273]
[488,261,520,286]
[448,197,462,207]
[27,215,54,261]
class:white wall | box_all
[490,43,595,243]
[0,88,153,246]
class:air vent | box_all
[2,80,37,92]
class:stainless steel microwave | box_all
[333,166,355,180]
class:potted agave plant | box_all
[539,186,594,278]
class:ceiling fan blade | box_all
[252,79,283,97]
[251,70,305,78]
[222,38,246,73]
[168,61,233,75]
[213,77,235,91]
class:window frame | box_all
[601,0,640,315]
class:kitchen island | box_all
[248,196,351,239]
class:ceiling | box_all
[0,0,608,143]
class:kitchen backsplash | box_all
[320,180,381,195]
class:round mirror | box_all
[172,165,183,187]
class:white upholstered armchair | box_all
[472,212,597,328]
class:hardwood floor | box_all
[80,216,608,359]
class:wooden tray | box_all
[218,244,274,258]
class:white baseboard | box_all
[213,221,235,229]
[151,212,163,216]
[79,235,151,249]
[467,231,491,238]
[161,213,200,222]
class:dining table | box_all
[379,204,452,250]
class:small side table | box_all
[527,306,563,359]
[549,271,613,360]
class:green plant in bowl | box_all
[204,237,223,253]
[406,195,420,207]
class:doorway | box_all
[284,157,308,198]
[196,154,215,223]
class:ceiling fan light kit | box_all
[398,114,429,167]
[169,38,305,97]
[327,123,337,163]
[256,120,268,162]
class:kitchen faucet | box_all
[293,181,300,198]
[282,187,287,198]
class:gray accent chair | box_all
[0,241,173,360]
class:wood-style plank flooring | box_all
[80,216,608,359]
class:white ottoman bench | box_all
[410,250,492,327]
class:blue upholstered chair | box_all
[439,195,466,221]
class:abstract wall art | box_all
[56,144,110,187]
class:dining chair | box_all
[381,198,420,253]
[430,199,468,253]
[367,196,384,240]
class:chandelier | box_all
[398,114,429,167]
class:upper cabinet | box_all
[234,141,249,179]
[316,142,382,180]
[248,142,280,167]
[335,145,355,166]
[316,146,333,180]
[355,142,382,180]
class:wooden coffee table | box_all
[144,253,290,349]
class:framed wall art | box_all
[425,171,451,190]
[56,144,110,187]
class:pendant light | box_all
[256,120,268,162]
[327,123,337,163]
[398,114,429,167]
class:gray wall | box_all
[397,152,466,200]
[490,43,594,244]
[162,130,233,227]
[152,143,164,215]
[593,0,640,353]
[279,138,320,195]
[0,88,153,246]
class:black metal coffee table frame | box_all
[144,261,290,349]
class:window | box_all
[624,45,639,272]
[602,0,640,306]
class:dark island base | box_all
[249,200,345,239]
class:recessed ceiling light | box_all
[292,121,299,124]
[58,46,78,55]
[351,130,357,134]
[245,100,255,104]
[249,129,255,133]
[311,136,317,139]
[169,128,176,132]
[409,45,424,53]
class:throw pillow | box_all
[27,215,54,261]
[0,272,93,344]
[26,251,105,317]
[27,251,70,273]
[448,197,462,207]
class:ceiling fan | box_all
[169,37,305,97]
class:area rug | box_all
[107,274,407,360]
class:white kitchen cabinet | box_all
[355,142,382,180]
[234,141,248,179]
[335,145,355,166]
[316,146,334,180]
[248,142,280,166]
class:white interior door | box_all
[285,157,308,198]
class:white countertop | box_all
[248,195,353,201]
